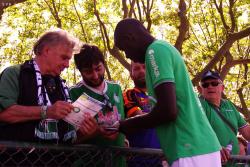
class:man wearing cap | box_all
[198,70,250,164]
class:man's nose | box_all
[64,60,69,68]
[139,69,145,75]
[92,71,99,79]
[207,84,214,88]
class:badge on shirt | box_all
[114,93,120,103]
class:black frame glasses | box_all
[201,81,222,88]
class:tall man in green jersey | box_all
[70,44,125,167]
[198,70,250,164]
[114,18,221,166]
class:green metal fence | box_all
[0,141,249,167]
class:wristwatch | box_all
[41,105,48,119]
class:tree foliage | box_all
[0,0,249,119]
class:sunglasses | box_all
[201,81,222,88]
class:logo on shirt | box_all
[114,93,120,103]
[148,49,160,78]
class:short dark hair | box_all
[74,44,104,71]
[114,18,149,48]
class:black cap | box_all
[201,70,221,82]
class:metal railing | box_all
[0,141,249,167]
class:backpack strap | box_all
[200,96,237,134]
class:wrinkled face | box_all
[45,44,73,76]
[199,78,224,101]
[131,62,146,88]
[80,62,105,88]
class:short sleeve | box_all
[228,101,247,128]
[0,65,20,111]
[146,42,175,88]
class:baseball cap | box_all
[201,70,221,82]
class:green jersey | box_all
[199,97,247,154]
[145,40,221,164]
[0,65,20,111]
[70,80,125,167]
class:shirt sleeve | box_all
[228,101,247,128]
[69,88,80,102]
[123,89,142,118]
[0,65,20,112]
[146,43,175,88]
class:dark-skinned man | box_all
[113,18,221,167]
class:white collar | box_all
[81,79,108,95]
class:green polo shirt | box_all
[145,40,221,164]
[70,80,125,167]
[199,97,247,154]
[0,65,20,111]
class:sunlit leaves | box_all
[0,0,249,111]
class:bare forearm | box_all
[119,83,178,134]
[0,105,41,123]
[239,125,250,141]
[119,105,175,134]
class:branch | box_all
[237,65,250,121]
[104,61,112,80]
[109,47,130,70]
[122,0,128,18]
[51,0,61,28]
[229,0,236,33]
[93,0,130,70]
[44,0,62,28]
[221,58,250,80]
[136,0,142,21]
[192,26,250,85]
[71,0,88,42]
[141,0,153,31]
[174,0,189,53]
[128,0,136,18]
[213,0,230,31]
[201,3,213,47]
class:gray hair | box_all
[33,29,78,56]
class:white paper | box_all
[64,93,103,128]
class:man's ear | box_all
[43,45,51,56]
[197,85,202,94]
[221,84,225,92]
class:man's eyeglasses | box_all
[201,81,222,88]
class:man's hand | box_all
[99,126,118,140]
[118,115,144,135]
[78,113,99,137]
[220,147,231,164]
[47,101,74,119]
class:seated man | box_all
[123,61,162,166]
[0,29,78,143]
[70,44,125,167]
[198,70,250,164]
